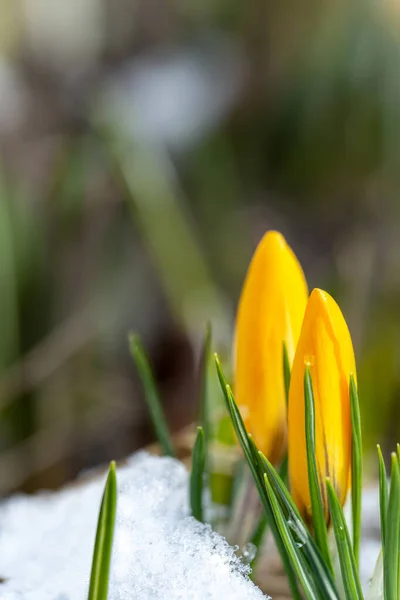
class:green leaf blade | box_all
[263,474,319,600]
[190,426,206,522]
[214,355,252,456]
[350,374,362,570]
[129,333,176,458]
[377,445,388,552]
[88,461,118,600]
[384,453,400,600]
[326,479,364,600]
[304,366,334,576]
[213,354,304,600]
[257,450,339,600]
[198,323,212,449]
[283,341,291,405]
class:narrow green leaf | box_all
[257,449,303,523]
[304,366,334,575]
[384,453,400,600]
[257,450,339,600]
[263,474,320,600]
[278,454,288,484]
[349,374,362,570]
[198,323,212,451]
[190,426,206,522]
[377,445,388,551]
[214,355,252,458]
[129,333,176,457]
[88,462,117,600]
[283,341,291,405]
[213,354,303,600]
[326,479,364,600]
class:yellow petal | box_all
[288,288,356,521]
[234,231,308,463]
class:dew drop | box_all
[295,541,304,549]
[287,518,308,545]
[240,543,257,565]
[287,519,295,531]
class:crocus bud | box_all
[288,288,356,521]
[234,231,308,464]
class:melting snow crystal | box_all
[0,452,268,600]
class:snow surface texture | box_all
[0,452,268,600]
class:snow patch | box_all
[0,452,268,600]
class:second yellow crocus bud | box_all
[288,288,356,522]
[234,231,308,464]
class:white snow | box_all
[0,452,268,600]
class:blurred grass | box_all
[1,0,400,493]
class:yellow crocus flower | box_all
[234,230,308,464]
[288,288,356,522]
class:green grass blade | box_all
[229,392,303,600]
[326,479,364,600]
[214,356,252,456]
[88,462,117,600]
[377,445,388,552]
[349,374,362,570]
[198,323,212,452]
[190,426,206,522]
[0,189,19,371]
[304,366,334,575]
[278,454,289,483]
[257,450,339,600]
[199,323,212,471]
[283,341,291,404]
[280,341,290,485]
[384,453,400,600]
[263,474,320,600]
[395,449,400,600]
[258,450,303,522]
[129,333,176,457]
[214,354,303,600]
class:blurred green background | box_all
[0,0,399,494]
